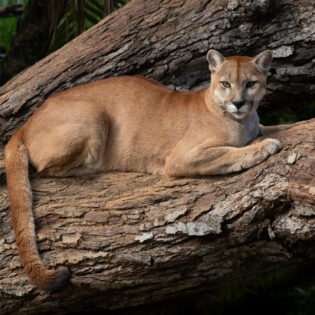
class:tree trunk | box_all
[0,0,314,147]
[0,0,314,313]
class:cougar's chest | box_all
[225,113,261,147]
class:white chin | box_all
[230,112,247,119]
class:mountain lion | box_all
[5,50,287,291]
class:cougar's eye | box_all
[221,81,231,88]
[246,81,257,88]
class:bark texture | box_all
[0,0,314,313]
[0,0,314,147]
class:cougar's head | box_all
[207,49,272,120]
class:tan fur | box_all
[5,50,285,291]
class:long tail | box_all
[5,130,70,292]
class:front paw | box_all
[241,138,282,170]
[260,138,282,157]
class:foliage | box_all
[259,100,315,125]
[0,0,130,55]
[0,0,26,53]
[50,0,130,51]
[209,268,315,315]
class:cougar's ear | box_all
[254,50,273,73]
[207,50,225,72]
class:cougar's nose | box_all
[232,101,246,109]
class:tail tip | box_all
[41,266,71,292]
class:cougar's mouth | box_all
[227,102,250,119]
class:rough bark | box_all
[0,0,314,147]
[0,119,314,314]
[0,0,314,313]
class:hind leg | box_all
[38,134,108,178]
[27,109,108,178]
